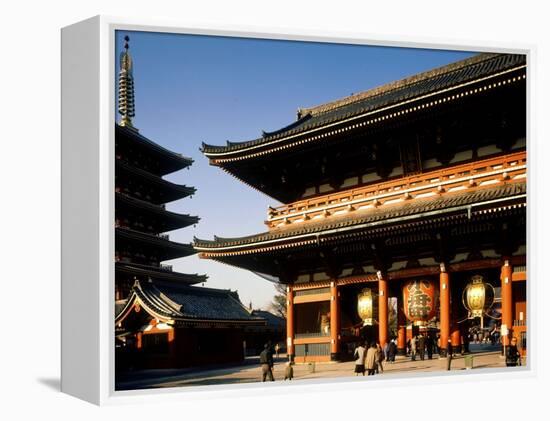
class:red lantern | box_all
[402,280,438,324]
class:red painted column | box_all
[451,286,462,354]
[397,295,407,355]
[330,281,340,361]
[451,319,462,355]
[439,263,451,357]
[501,259,513,346]
[286,285,295,361]
[377,271,389,347]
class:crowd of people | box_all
[406,333,438,360]
[352,339,399,376]
[260,328,522,382]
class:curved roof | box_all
[116,226,196,260]
[116,192,199,232]
[116,262,207,285]
[116,159,196,203]
[115,279,266,325]
[201,53,526,157]
[116,125,193,175]
[194,182,526,252]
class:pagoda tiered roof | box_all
[116,226,196,261]
[201,53,525,160]
[116,262,207,285]
[115,278,266,327]
[116,124,193,176]
[116,159,196,204]
[116,192,199,232]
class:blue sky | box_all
[116,30,475,310]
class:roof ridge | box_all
[298,53,498,118]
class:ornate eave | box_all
[116,124,194,176]
[116,159,196,203]
[115,262,207,285]
[194,181,526,258]
[116,226,196,260]
[116,192,199,231]
[201,54,526,163]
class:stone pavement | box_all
[117,347,522,390]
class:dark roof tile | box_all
[202,53,526,155]
[194,182,526,249]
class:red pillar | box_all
[501,259,513,346]
[451,285,462,354]
[378,272,388,347]
[330,281,340,361]
[397,283,407,355]
[439,264,451,357]
[286,285,295,361]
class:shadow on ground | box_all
[37,377,60,392]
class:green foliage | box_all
[269,283,287,319]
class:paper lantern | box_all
[357,288,377,326]
[462,275,495,325]
[402,280,437,324]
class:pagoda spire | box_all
[118,35,136,129]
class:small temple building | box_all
[194,52,527,363]
[114,36,265,375]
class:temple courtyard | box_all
[116,344,523,390]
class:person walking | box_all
[260,343,275,381]
[446,338,453,371]
[274,342,280,358]
[284,361,294,380]
[491,323,498,345]
[426,334,434,360]
[387,339,397,363]
[365,342,378,375]
[418,334,426,361]
[353,341,367,376]
[506,337,521,367]
[410,335,417,361]
[375,343,384,373]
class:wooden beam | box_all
[294,337,331,345]
[293,293,331,304]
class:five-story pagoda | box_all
[114,37,265,376]
[114,36,205,300]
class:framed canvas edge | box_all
[74,15,537,405]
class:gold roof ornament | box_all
[118,35,136,129]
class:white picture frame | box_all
[61,15,535,406]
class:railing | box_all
[295,343,330,356]
[158,233,170,240]
[294,287,331,297]
[159,264,173,272]
[295,331,330,339]
[266,151,526,229]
